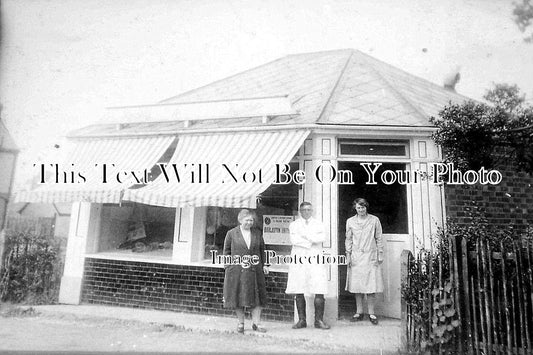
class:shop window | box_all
[99,202,175,257]
[256,172,299,258]
[204,207,240,259]
[203,162,300,263]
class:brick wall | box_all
[81,258,294,322]
[444,166,532,233]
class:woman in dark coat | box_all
[223,209,269,334]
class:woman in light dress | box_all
[345,198,384,325]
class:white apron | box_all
[285,217,329,295]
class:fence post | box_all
[450,234,463,354]
[400,249,412,352]
[460,237,474,355]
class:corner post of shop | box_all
[59,202,102,304]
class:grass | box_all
[0,302,39,317]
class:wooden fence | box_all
[401,236,533,354]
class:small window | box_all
[339,140,409,157]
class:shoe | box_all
[314,320,331,329]
[369,314,378,325]
[350,313,363,322]
[252,324,267,333]
[313,295,330,330]
[293,294,307,329]
[292,320,307,329]
[237,323,245,334]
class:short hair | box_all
[237,209,254,223]
[299,201,312,209]
[353,198,369,209]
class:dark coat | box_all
[223,226,267,309]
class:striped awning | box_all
[16,136,176,203]
[123,130,309,208]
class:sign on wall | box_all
[262,215,294,245]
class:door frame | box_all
[335,156,414,319]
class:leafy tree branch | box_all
[430,84,533,173]
[513,0,533,42]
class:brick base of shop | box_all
[81,257,294,322]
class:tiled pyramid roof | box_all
[162,49,469,126]
[71,49,470,137]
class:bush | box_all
[0,229,63,304]
[430,98,533,174]
[402,228,459,354]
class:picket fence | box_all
[401,236,533,354]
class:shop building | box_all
[17,49,469,322]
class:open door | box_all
[338,162,409,319]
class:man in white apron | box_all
[285,202,330,330]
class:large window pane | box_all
[99,203,175,257]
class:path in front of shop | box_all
[29,304,401,353]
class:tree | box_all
[483,83,525,114]
[513,0,533,42]
[430,84,533,173]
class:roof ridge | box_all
[286,48,354,57]
[353,50,472,102]
[159,55,287,104]
[316,50,355,122]
[359,53,430,122]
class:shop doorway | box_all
[337,161,409,319]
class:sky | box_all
[1,0,533,189]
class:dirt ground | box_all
[0,305,360,354]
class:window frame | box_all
[338,139,410,159]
